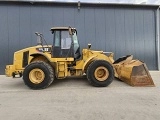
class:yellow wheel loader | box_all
[5,27,154,89]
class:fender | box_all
[30,53,51,63]
[82,55,97,72]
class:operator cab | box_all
[51,27,81,59]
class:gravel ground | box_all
[0,71,159,120]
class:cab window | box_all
[54,31,60,47]
[61,31,71,49]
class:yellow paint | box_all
[5,65,15,77]
[29,68,45,84]
[5,26,154,87]
[94,66,109,81]
[5,44,115,78]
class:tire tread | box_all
[23,61,54,89]
[87,60,114,87]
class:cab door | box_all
[52,30,74,58]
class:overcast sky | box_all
[53,0,160,4]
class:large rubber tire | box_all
[87,60,114,87]
[23,61,54,89]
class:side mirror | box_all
[35,32,43,45]
[88,43,91,49]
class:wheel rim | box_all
[94,66,109,81]
[29,68,45,84]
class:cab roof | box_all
[51,27,76,31]
[51,27,70,31]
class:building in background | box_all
[0,0,159,74]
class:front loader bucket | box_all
[113,55,155,86]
